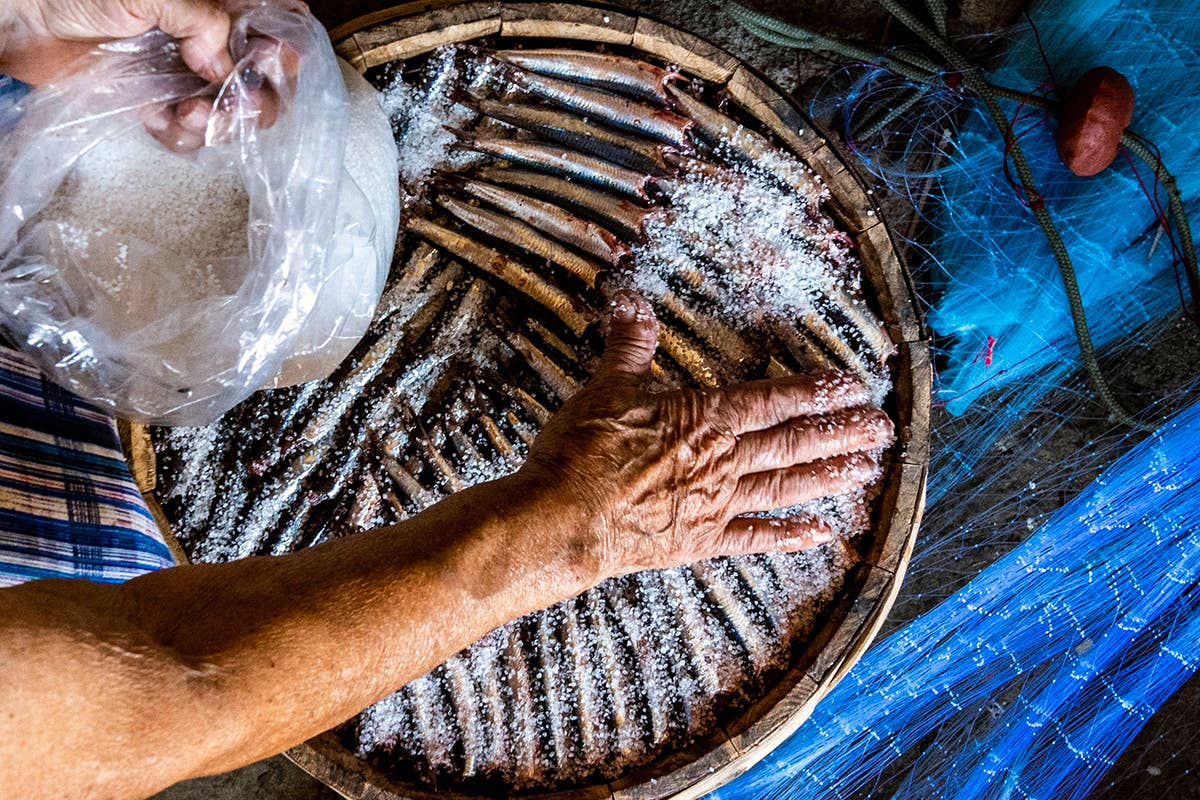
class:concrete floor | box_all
[153,0,1200,798]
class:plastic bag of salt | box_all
[0,0,399,425]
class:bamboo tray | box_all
[127,3,930,798]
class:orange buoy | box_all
[1056,66,1135,177]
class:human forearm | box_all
[0,472,593,798]
[122,472,594,726]
[0,293,891,799]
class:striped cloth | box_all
[0,346,175,587]
[0,74,173,587]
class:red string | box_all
[1119,135,1195,323]
[1024,11,1061,96]
[1000,81,1058,208]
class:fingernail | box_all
[610,297,636,323]
[240,65,266,92]
[143,111,169,133]
[812,527,836,544]
[607,290,639,325]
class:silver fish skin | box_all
[503,328,580,401]
[473,166,652,238]
[494,48,680,104]
[459,178,630,266]
[668,85,826,206]
[468,96,676,174]
[437,194,604,286]
[460,134,651,199]
[407,216,593,336]
[498,64,694,148]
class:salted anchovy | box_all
[494,48,681,104]
[577,593,642,755]
[603,581,677,739]
[501,625,543,775]
[680,566,756,677]
[668,85,825,206]
[657,289,756,366]
[407,216,593,335]
[296,267,461,450]
[556,600,608,763]
[473,166,652,238]
[718,557,782,635]
[375,243,441,323]
[468,97,677,174]
[381,451,438,509]
[420,432,465,493]
[408,674,458,775]
[526,318,581,365]
[823,285,897,364]
[347,473,385,532]
[647,571,726,708]
[271,445,364,554]
[533,612,571,768]
[477,411,514,457]
[460,134,651,200]
[459,179,630,266]
[503,328,580,401]
[513,387,552,426]
[440,656,485,775]
[688,562,772,662]
[437,194,604,286]
[505,409,539,446]
[499,65,694,148]
[656,323,720,387]
[774,320,837,373]
[798,306,877,381]
[766,355,794,378]
[449,426,488,475]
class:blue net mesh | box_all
[716,396,1200,799]
[715,0,1200,796]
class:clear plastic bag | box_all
[0,0,395,425]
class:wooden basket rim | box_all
[127,3,931,798]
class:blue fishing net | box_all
[714,0,1200,796]
[717,396,1200,800]
[824,0,1200,502]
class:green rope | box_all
[924,0,950,36]
[857,88,928,139]
[727,2,941,79]
[748,19,1199,315]
[1120,133,1200,320]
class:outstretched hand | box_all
[521,291,894,579]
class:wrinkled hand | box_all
[521,292,894,579]
[0,0,289,152]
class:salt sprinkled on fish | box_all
[153,41,895,793]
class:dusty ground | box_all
[154,0,1200,798]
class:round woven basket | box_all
[125,3,930,797]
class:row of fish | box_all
[355,535,857,788]
[399,46,895,390]
[154,43,895,792]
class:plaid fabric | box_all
[0,346,175,587]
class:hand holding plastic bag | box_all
[0,0,394,425]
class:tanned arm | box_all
[0,295,891,799]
